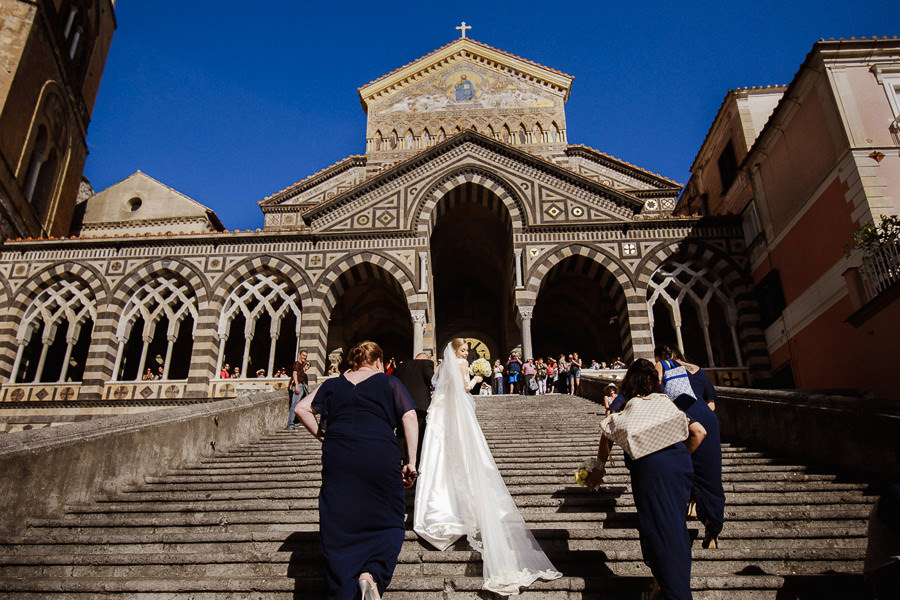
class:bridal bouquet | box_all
[469,358,492,378]
[574,458,604,487]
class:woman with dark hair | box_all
[655,344,725,549]
[586,359,706,600]
[295,341,418,600]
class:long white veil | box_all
[414,342,561,595]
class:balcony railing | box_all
[860,240,900,298]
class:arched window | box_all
[646,260,742,367]
[502,124,511,143]
[21,89,68,227]
[518,123,528,144]
[534,122,545,144]
[10,278,96,383]
[112,277,198,381]
[422,128,431,147]
[373,130,383,151]
[405,128,414,150]
[551,121,561,143]
[216,272,302,378]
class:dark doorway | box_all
[430,182,515,359]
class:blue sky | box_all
[83,1,900,231]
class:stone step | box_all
[0,394,876,599]
[0,573,866,599]
[11,522,866,556]
[0,550,866,580]
[58,486,873,516]
[104,479,866,503]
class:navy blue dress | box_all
[681,369,726,539]
[312,373,415,599]
[625,443,694,600]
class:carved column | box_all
[517,305,534,360]
[418,252,429,293]
[410,309,427,356]
[514,248,524,289]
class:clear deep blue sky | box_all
[83,1,900,231]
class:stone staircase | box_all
[0,394,875,598]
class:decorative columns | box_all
[514,248,524,289]
[410,309,427,356]
[418,252,429,293]
[517,305,534,360]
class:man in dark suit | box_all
[391,352,434,465]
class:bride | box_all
[413,338,562,595]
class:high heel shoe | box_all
[358,578,379,600]
[702,526,718,549]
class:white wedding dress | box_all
[413,343,562,595]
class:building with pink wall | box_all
[679,38,900,396]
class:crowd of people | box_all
[280,341,723,599]
[215,363,292,379]
[482,351,627,396]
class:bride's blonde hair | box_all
[450,338,467,352]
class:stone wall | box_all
[0,389,288,535]
[578,374,900,480]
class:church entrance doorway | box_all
[326,263,413,369]
[531,255,627,366]
[430,182,514,360]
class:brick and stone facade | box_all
[0,35,765,405]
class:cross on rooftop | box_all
[456,21,471,39]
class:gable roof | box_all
[302,129,644,225]
[357,38,574,112]
[259,156,367,207]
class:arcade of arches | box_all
[0,179,762,402]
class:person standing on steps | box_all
[295,340,418,600]
[391,352,435,467]
[586,359,706,600]
[506,351,522,394]
[287,350,309,430]
[655,344,725,550]
[414,338,561,594]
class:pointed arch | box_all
[523,244,639,361]
[640,240,759,368]
[517,123,528,145]
[110,257,209,307]
[17,81,73,228]
[412,166,529,236]
[8,273,98,383]
[311,254,419,364]
[315,253,418,321]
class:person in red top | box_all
[219,363,230,379]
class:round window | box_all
[127,197,142,211]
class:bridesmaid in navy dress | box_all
[295,341,418,600]
[655,344,726,549]
[586,359,706,600]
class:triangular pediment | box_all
[358,38,573,113]
[303,131,642,234]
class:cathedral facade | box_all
[0,35,765,404]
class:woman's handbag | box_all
[601,393,689,460]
